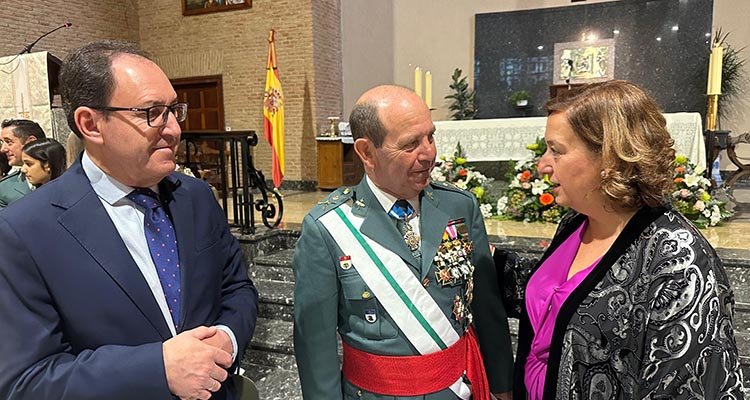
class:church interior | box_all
[1,0,749,398]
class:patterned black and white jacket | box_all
[494,206,745,399]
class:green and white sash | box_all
[319,204,471,399]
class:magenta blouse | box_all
[524,220,601,400]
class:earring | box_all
[600,170,606,178]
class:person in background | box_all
[0,40,258,400]
[0,118,45,207]
[20,138,67,188]
[0,152,11,178]
[494,80,744,399]
[293,85,513,399]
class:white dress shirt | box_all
[81,152,238,359]
[365,175,421,237]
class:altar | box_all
[434,113,706,169]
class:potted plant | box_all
[445,68,478,120]
[508,90,530,107]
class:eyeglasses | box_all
[91,103,188,127]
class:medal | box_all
[452,295,466,322]
[402,223,420,252]
[339,255,352,270]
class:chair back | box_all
[231,374,259,400]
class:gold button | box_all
[361,291,371,299]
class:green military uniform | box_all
[292,177,513,399]
[0,170,31,208]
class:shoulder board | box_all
[430,180,472,196]
[307,186,355,220]
[0,170,20,183]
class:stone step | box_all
[251,264,295,283]
[254,248,296,268]
[259,301,294,322]
[256,279,295,306]
[242,348,297,370]
[249,317,294,355]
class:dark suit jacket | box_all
[0,169,31,208]
[0,160,258,400]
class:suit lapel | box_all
[55,163,172,339]
[419,186,450,280]
[355,179,421,271]
[161,176,194,330]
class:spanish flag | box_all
[263,29,285,188]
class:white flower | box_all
[430,168,443,181]
[455,179,467,189]
[684,173,702,188]
[509,179,522,188]
[480,203,493,218]
[703,207,712,217]
[531,179,550,195]
[175,164,195,177]
[497,196,508,214]
[521,182,531,190]
[515,155,534,170]
[693,200,705,212]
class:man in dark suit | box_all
[293,85,513,399]
[0,118,45,207]
[0,40,258,400]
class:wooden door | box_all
[171,76,225,192]
[172,75,224,131]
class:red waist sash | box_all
[341,326,490,399]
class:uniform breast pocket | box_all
[340,272,399,340]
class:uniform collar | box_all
[365,175,420,215]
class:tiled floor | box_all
[272,188,750,251]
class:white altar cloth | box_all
[434,112,706,169]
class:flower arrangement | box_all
[430,142,494,217]
[671,154,732,228]
[496,137,567,223]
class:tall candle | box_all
[425,71,432,109]
[414,67,423,99]
[707,45,723,95]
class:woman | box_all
[494,80,744,399]
[20,138,66,187]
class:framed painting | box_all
[183,0,251,16]
[553,39,615,85]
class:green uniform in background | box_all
[0,170,31,208]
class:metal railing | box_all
[179,130,283,234]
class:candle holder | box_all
[321,116,340,138]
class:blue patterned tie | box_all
[127,188,181,329]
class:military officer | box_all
[292,85,513,399]
[0,119,45,208]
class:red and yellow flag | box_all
[263,29,285,188]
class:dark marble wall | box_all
[475,0,713,119]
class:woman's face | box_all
[538,111,604,214]
[20,153,51,187]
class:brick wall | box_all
[0,1,139,60]
[139,0,343,184]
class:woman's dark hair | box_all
[22,138,67,183]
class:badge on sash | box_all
[339,255,352,270]
[364,309,377,323]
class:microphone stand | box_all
[19,23,72,55]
